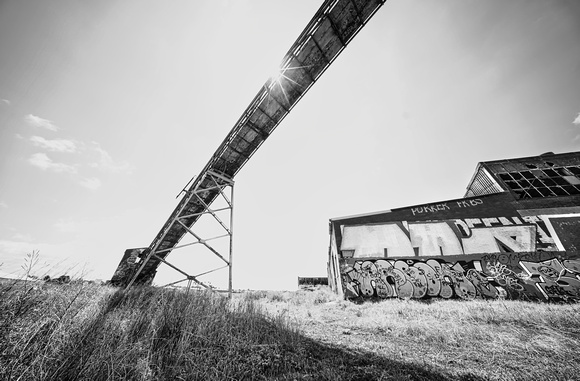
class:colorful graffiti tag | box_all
[341,252,580,302]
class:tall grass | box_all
[1,281,455,380]
[3,279,577,380]
[0,283,300,380]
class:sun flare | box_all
[269,65,283,87]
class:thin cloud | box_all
[79,177,102,191]
[0,240,36,261]
[90,143,133,174]
[12,233,33,241]
[573,112,580,126]
[30,136,77,153]
[54,219,78,233]
[1,99,10,105]
[28,153,77,173]
[24,114,59,131]
[0,201,7,208]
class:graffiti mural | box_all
[341,252,580,302]
[340,215,559,259]
[331,202,580,302]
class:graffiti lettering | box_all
[411,203,450,216]
[342,253,580,302]
[341,216,556,259]
[520,258,580,301]
[456,199,483,208]
[485,262,527,296]
[462,225,535,254]
[455,216,524,234]
[337,214,580,302]
[409,223,462,256]
[521,216,557,248]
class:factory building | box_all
[328,152,580,301]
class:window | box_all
[497,165,580,199]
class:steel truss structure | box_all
[126,170,234,292]
[112,0,386,290]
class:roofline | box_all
[329,192,511,222]
[477,150,579,166]
[330,209,392,222]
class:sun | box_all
[268,65,283,88]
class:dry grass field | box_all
[248,287,580,380]
[1,277,579,380]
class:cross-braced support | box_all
[126,170,234,296]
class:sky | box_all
[1,0,579,290]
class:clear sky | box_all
[1,0,579,290]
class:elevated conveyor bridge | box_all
[111,0,386,291]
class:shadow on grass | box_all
[1,285,485,381]
[274,335,485,381]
